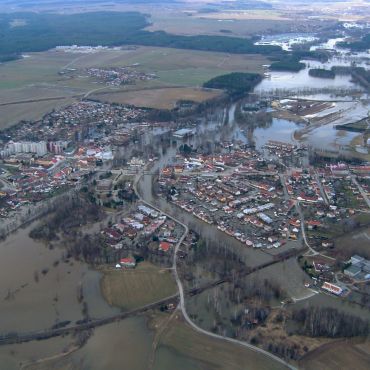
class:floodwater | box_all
[62,317,152,370]
[255,66,358,93]
[0,333,73,370]
[254,35,369,93]
[0,317,152,370]
[253,118,302,149]
[0,224,118,333]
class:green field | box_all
[100,262,177,310]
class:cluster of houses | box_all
[101,204,179,254]
[86,67,157,86]
[157,150,305,251]
[0,100,169,220]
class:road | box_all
[315,172,329,205]
[134,170,297,370]
[351,175,370,209]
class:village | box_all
[0,101,163,219]
[154,139,370,303]
[0,94,369,316]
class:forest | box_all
[0,11,282,59]
[337,33,370,51]
[203,72,262,98]
[308,68,335,79]
[291,306,369,338]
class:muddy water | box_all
[0,224,118,333]
[0,334,73,370]
[63,317,152,370]
[0,317,152,370]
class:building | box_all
[344,264,362,278]
[344,254,370,280]
[119,257,136,268]
[173,128,194,139]
[159,241,171,252]
[1,141,47,158]
[322,282,343,295]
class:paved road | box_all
[314,172,329,205]
[134,170,297,370]
[351,175,370,209]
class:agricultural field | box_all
[151,312,290,370]
[193,10,288,21]
[0,46,268,128]
[299,339,370,370]
[100,262,177,310]
[94,87,222,110]
[146,11,299,38]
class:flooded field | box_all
[0,224,118,333]
[0,317,152,370]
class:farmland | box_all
[100,262,177,310]
[146,11,301,38]
[150,312,290,370]
[299,339,370,370]
[93,87,222,110]
[0,46,267,128]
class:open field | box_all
[0,97,76,129]
[193,10,288,21]
[100,262,177,310]
[0,46,267,128]
[299,339,370,370]
[146,11,298,37]
[151,312,291,370]
[93,87,222,110]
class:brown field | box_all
[299,338,370,370]
[150,312,291,370]
[93,87,222,109]
[0,97,76,129]
[100,262,177,310]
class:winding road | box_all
[133,170,297,370]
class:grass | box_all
[0,46,267,128]
[146,10,294,37]
[100,262,177,310]
[299,338,370,370]
[94,87,222,110]
[151,312,291,370]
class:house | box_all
[322,282,343,295]
[159,241,172,252]
[119,257,136,268]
